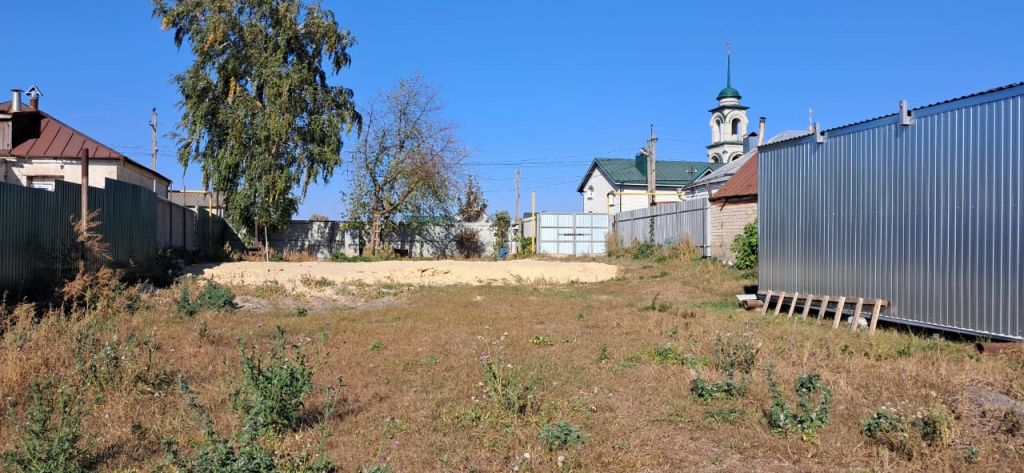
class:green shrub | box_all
[163,374,338,473]
[176,279,235,318]
[1,376,95,473]
[630,241,659,261]
[859,402,954,460]
[539,420,586,451]
[229,327,314,436]
[690,377,745,400]
[519,237,534,257]
[766,369,833,439]
[730,219,758,269]
[490,210,511,252]
[332,252,373,263]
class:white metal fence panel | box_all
[613,199,711,256]
[523,213,610,256]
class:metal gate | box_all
[523,213,610,256]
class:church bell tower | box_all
[706,44,749,163]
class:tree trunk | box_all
[369,212,382,256]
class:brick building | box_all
[708,152,758,262]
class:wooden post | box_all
[773,292,787,317]
[831,296,847,329]
[801,294,814,319]
[850,298,865,332]
[760,291,773,315]
[869,300,887,335]
[817,296,830,321]
[787,292,799,317]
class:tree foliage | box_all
[344,74,469,254]
[457,177,487,222]
[490,210,511,251]
[153,0,361,231]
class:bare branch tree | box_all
[344,74,469,255]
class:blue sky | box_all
[5,1,1022,219]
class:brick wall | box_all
[709,200,757,263]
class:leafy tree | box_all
[153,0,361,232]
[344,74,469,255]
[490,210,511,251]
[457,177,487,222]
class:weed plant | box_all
[765,369,833,439]
[479,345,536,416]
[859,403,955,460]
[175,278,235,318]
[1,376,95,473]
[229,327,314,436]
[539,420,586,451]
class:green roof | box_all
[577,157,724,193]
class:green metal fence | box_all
[0,178,158,299]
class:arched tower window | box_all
[711,155,721,164]
[731,119,740,140]
[715,119,722,142]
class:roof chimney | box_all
[11,89,22,112]
[758,117,766,145]
[26,86,42,110]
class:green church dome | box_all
[717,86,741,100]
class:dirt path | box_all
[186,259,619,290]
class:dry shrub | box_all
[663,238,700,261]
[605,231,624,258]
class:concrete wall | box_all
[232,221,496,260]
[709,200,757,263]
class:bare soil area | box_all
[185,259,619,291]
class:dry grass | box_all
[1,256,1023,472]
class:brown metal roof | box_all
[709,152,757,201]
[0,101,171,184]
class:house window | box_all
[586,186,594,200]
[28,176,59,191]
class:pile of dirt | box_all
[186,260,619,292]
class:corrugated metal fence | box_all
[1,179,156,297]
[613,199,711,257]
[759,85,1024,340]
[1,178,213,299]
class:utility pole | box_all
[646,125,658,207]
[514,168,520,222]
[151,108,158,170]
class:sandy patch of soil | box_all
[185,260,619,293]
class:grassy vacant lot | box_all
[2,253,1024,472]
